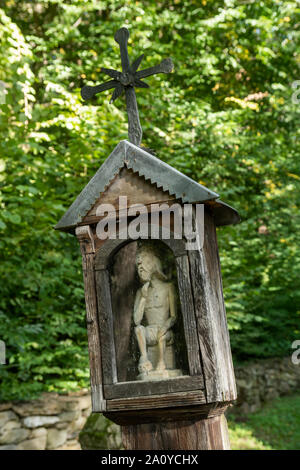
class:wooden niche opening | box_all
[94,232,206,407]
[110,240,189,383]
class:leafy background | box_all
[0,0,299,400]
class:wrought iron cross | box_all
[81,27,174,146]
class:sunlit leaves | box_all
[0,0,299,399]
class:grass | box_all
[228,394,300,450]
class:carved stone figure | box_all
[133,244,182,380]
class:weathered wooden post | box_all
[55,28,240,450]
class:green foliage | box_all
[228,394,300,450]
[0,0,299,399]
[79,413,122,450]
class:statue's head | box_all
[136,244,167,283]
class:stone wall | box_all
[233,356,300,414]
[0,390,91,450]
[0,357,299,450]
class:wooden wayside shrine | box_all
[55,26,240,450]
[55,140,240,450]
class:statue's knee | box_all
[135,325,144,335]
[158,334,165,344]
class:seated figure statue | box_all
[133,244,182,380]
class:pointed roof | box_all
[55,140,239,232]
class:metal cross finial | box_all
[81,27,174,146]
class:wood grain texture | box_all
[75,225,95,255]
[104,401,230,425]
[104,375,204,399]
[121,413,230,450]
[188,208,237,403]
[175,255,203,376]
[95,269,118,386]
[75,226,105,412]
[94,226,187,270]
[106,390,206,412]
[82,167,175,225]
[110,242,139,382]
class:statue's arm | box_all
[160,283,177,336]
[167,283,177,328]
[133,288,145,326]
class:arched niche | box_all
[93,225,204,399]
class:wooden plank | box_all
[121,413,230,449]
[95,269,117,385]
[76,226,106,412]
[188,208,236,403]
[106,389,206,412]
[175,255,203,376]
[104,375,204,399]
[203,210,236,401]
[81,199,180,227]
[94,226,187,270]
[104,401,230,425]
[82,255,106,412]
[82,167,175,225]
[188,248,218,400]
[110,242,139,382]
